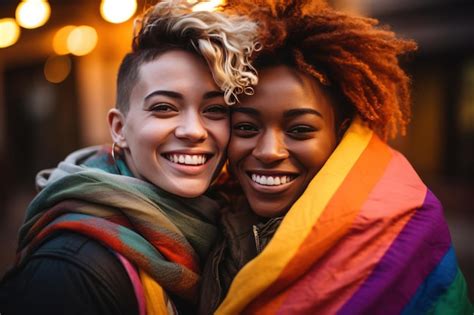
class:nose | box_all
[175,109,208,142]
[252,129,289,164]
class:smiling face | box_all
[109,50,229,198]
[228,65,337,217]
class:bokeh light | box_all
[44,55,72,83]
[100,0,137,24]
[0,18,21,48]
[192,0,225,12]
[53,25,76,55]
[67,25,98,56]
[15,0,51,29]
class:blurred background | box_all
[0,0,473,300]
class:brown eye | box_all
[233,123,259,137]
[205,105,228,114]
[288,125,315,133]
[204,105,228,120]
[150,103,177,112]
[234,123,257,131]
[287,125,317,140]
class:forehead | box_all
[236,65,334,117]
[133,50,219,96]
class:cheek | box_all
[228,136,255,169]
[210,120,230,151]
[291,138,336,176]
[136,126,168,150]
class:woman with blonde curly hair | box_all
[0,1,258,314]
[199,1,473,314]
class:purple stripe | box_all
[338,190,451,315]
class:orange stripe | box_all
[245,134,392,313]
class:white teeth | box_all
[250,174,293,186]
[165,154,208,166]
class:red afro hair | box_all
[225,0,417,139]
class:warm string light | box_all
[100,0,137,24]
[15,0,51,29]
[3,0,226,51]
[44,55,72,83]
[53,25,76,55]
[4,0,226,52]
[0,18,21,48]
[67,26,98,56]
[46,24,98,84]
[51,25,98,56]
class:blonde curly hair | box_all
[116,0,259,111]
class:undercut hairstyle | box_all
[225,0,417,139]
[116,0,259,113]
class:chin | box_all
[170,183,209,198]
[250,201,289,218]
[171,188,205,198]
[155,176,211,198]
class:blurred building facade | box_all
[1,0,473,299]
[0,0,141,281]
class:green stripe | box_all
[429,268,474,315]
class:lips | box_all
[163,153,211,166]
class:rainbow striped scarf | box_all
[16,146,219,309]
[216,117,473,314]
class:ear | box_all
[107,108,129,148]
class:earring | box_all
[112,142,122,174]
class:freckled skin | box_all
[229,65,337,217]
[108,50,229,198]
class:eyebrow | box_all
[231,107,323,118]
[144,90,224,101]
[283,108,323,118]
[203,90,225,99]
[231,107,261,116]
[144,90,182,101]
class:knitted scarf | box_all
[216,117,473,315]
[16,146,219,309]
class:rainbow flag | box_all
[216,117,473,314]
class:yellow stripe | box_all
[139,269,174,315]
[216,117,373,314]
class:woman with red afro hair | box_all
[199,1,473,314]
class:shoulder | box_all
[0,231,137,315]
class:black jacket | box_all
[0,231,137,315]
